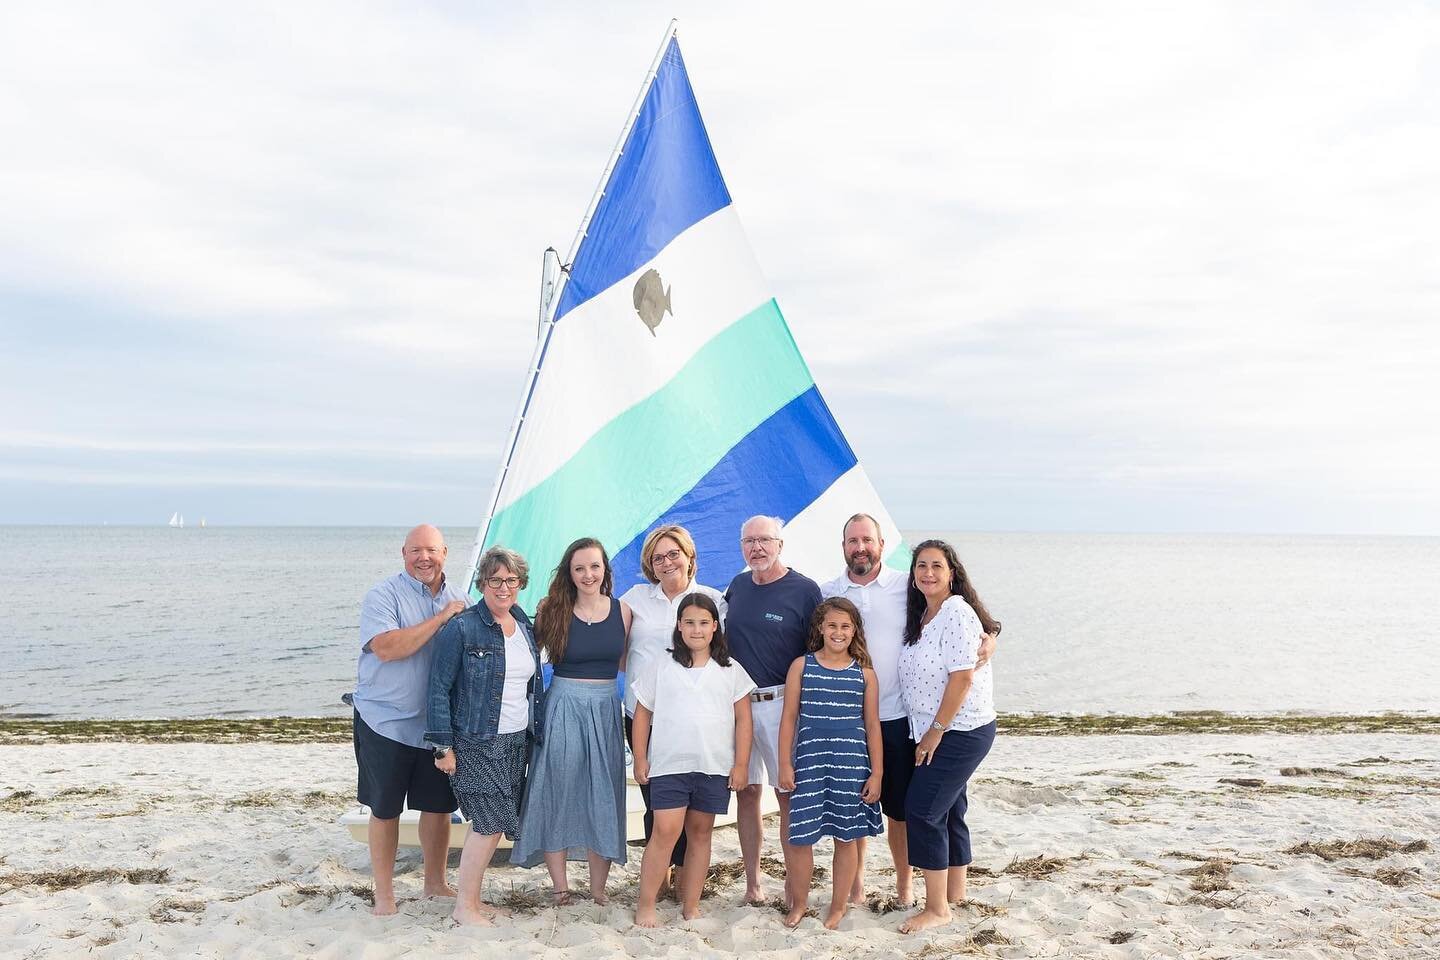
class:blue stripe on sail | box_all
[553,38,731,321]
[611,384,857,595]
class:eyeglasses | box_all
[650,549,685,566]
[483,576,521,590]
[740,536,779,547]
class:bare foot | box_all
[783,902,808,928]
[658,867,674,902]
[452,906,495,926]
[743,883,765,905]
[681,904,702,921]
[473,902,511,918]
[848,890,865,905]
[898,907,952,934]
[552,890,576,907]
[824,904,848,930]
[371,895,398,917]
[424,882,457,898]
[634,906,661,928]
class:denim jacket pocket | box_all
[459,641,501,735]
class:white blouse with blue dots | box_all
[898,594,997,740]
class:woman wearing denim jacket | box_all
[426,545,545,927]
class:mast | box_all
[467,20,680,585]
[547,19,679,315]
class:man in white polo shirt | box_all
[821,513,994,907]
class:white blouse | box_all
[898,594,996,740]
[497,621,536,735]
[618,579,727,717]
[631,656,756,777]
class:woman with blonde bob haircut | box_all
[619,523,728,891]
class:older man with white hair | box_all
[723,515,822,906]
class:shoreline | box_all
[2,711,1437,744]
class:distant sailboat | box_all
[199,517,207,528]
[169,512,184,528]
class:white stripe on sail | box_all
[776,464,902,583]
[496,206,771,512]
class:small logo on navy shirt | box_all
[764,613,784,622]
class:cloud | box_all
[1,1,1436,532]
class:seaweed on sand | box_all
[150,897,208,922]
[1284,838,1430,862]
[954,898,1006,917]
[493,883,548,914]
[0,786,119,812]
[1341,866,1420,887]
[701,859,746,899]
[1183,890,1245,909]
[911,928,1012,956]
[1002,855,1069,880]
[1177,859,1233,893]
[0,866,169,891]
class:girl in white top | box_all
[619,524,727,893]
[630,593,755,928]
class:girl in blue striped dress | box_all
[779,596,883,929]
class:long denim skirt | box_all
[512,677,627,866]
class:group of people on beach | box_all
[352,513,999,934]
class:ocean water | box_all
[1,526,1436,719]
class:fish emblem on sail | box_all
[632,268,672,335]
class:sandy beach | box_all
[3,729,1436,959]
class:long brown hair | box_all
[669,593,732,668]
[902,539,1000,646]
[807,597,873,667]
[534,537,613,665]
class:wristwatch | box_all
[431,745,452,760]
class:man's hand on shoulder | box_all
[441,600,466,623]
[976,632,997,669]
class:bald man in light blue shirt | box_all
[354,524,467,916]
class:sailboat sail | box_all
[470,26,901,608]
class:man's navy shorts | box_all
[649,772,732,815]
[353,710,457,819]
[879,717,917,820]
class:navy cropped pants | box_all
[904,720,996,871]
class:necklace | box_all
[576,598,607,626]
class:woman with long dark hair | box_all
[512,537,633,904]
[895,539,1000,934]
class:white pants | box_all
[747,687,789,792]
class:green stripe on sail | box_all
[884,539,912,569]
[485,298,813,610]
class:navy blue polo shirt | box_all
[723,569,822,688]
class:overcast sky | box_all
[3,2,1437,534]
